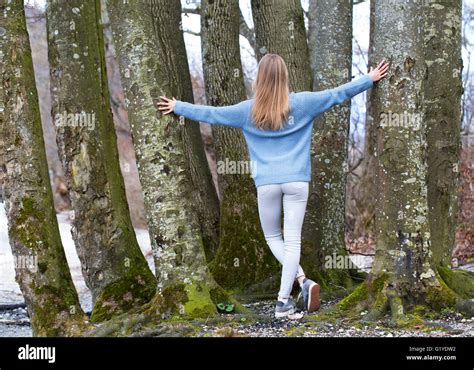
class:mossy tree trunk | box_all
[1,0,89,336]
[107,0,239,318]
[305,0,356,292]
[46,0,156,323]
[424,0,463,267]
[107,1,220,266]
[200,0,279,293]
[0,11,5,203]
[339,0,473,322]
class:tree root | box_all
[83,282,251,337]
[335,266,474,326]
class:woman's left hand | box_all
[369,60,390,82]
[157,96,176,114]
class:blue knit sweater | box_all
[174,74,374,187]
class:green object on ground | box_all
[216,303,235,313]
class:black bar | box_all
[0,337,472,369]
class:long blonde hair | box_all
[251,54,289,130]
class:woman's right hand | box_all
[369,60,390,82]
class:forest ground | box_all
[1,206,473,338]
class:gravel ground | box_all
[0,299,473,337]
[0,307,32,337]
[200,300,474,337]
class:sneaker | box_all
[274,298,296,318]
[301,278,320,313]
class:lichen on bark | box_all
[46,0,156,323]
[338,0,473,322]
[1,0,89,336]
[106,0,235,316]
[423,0,463,267]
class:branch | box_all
[181,5,257,57]
[182,7,200,15]
[184,30,201,37]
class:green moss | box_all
[130,278,251,323]
[10,197,53,251]
[181,282,216,318]
[90,273,156,323]
[425,274,458,311]
[311,308,341,322]
[412,305,428,316]
[338,282,368,312]
[438,265,474,299]
[29,284,89,336]
[370,273,389,293]
[394,314,426,329]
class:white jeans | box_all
[256,181,309,300]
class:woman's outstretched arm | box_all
[157,97,247,129]
[300,60,389,118]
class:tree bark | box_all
[251,0,312,92]
[107,1,220,266]
[424,0,462,267]
[306,0,356,291]
[339,0,473,321]
[1,0,89,336]
[200,0,279,293]
[107,0,239,318]
[0,9,5,203]
[46,0,156,323]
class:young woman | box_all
[158,54,389,318]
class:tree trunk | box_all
[339,0,473,321]
[424,0,462,267]
[1,0,89,336]
[251,0,312,92]
[200,0,279,293]
[46,0,156,323]
[107,2,220,266]
[107,0,240,318]
[0,10,5,203]
[306,0,356,292]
